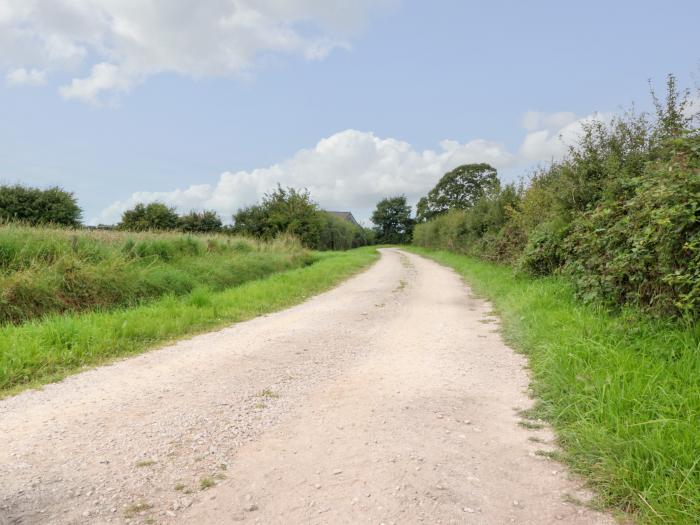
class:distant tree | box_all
[178,210,223,233]
[0,184,82,226]
[118,202,179,231]
[232,186,322,247]
[371,195,414,244]
[416,163,499,222]
[231,204,267,237]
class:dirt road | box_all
[0,249,614,525]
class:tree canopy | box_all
[0,185,82,227]
[371,195,414,244]
[416,163,499,222]
[118,202,180,231]
[178,210,223,233]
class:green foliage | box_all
[565,133,700,317]
[416,163,499,222]
[518,220,568,276]
[409,247,700,525]
[0,246,378,395]
[232,186,321,247]
[118,202,180,231]
[0,185,82,226]
[317,212,372,250]
[0,224,311,325]
[371,195,414,244]
[178,210,223,233]
[413,184,524,263]
[414,73,700,318]
[232,186,370,250]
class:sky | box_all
[1,1,699,225]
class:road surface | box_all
[0,249,614,524]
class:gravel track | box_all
[0,249,615,524]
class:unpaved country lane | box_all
[0,249,614,525]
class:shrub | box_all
[0,185,82,226]
[413,73,699,318]
[565,133,700,317]
[119,202,180,231]
[232,186,370,250]
[518,220,568,276]
[179,210,223,233]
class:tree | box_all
[179,210,223,233]
[371,195,414,244]
[118,202,179,231]
[0,185,82,226]
[232,186,322,247]
[231,204,267,237]
[416,163,499,222]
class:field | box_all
[408,247,700,524]
[0,225,378,395]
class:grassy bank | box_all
[0,246,378,397]
[408,247,700,524]
[0,224,313,325]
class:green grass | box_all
[0,246,378,396]
[0,224,314,325]
[408,247,700,524]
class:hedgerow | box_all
[414,74,699,318]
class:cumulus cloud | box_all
[5,67,46,86]
[519,110,610,162]
[94,129,514,224]
[94,109,611,225]
[684,93,700,121]
[0,0,393,103]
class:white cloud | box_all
[5,67,46,86]
[519,111,610,162]
[521,111,577,131]
[0,0,393,104]
[94,109,611,225]
[59,62,134,104]
[684,93,700,121]
[94,129,514,224]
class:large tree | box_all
[371,195,414,244]
[416,163,499,222]
[118,202,179,231]
[0,185,82,226]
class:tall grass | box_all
[0,224,313,324]
[408,247,700,524]
[0,246,378,396]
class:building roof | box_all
[326,211,360,227]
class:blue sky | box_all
[1,0,698,224]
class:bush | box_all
[413,74,699,318]
[565,133,700,317]
[517,220,568,276]
[0,185,82,226]
[232,186,322,247]
[232,186,370,250]
[118,202,180,231]
[179,210,223,233]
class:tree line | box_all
[0,183,376,251]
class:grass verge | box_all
[407,246,700,525]
[0,246,378,397]
[0,224,313,325]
